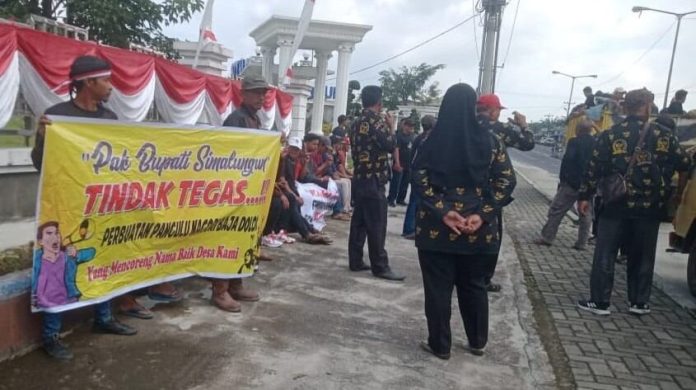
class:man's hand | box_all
[578,200,591,216]
[393,162,403,173]
[463,214,483,234]
[443,211,468,235]
[37,115,52,137]
[296,195,304,206]
[66,246,77,257]
[511,111,528,129]
[280,194,290,210]
[383,111,394,132]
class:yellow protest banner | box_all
[32,117,280,313]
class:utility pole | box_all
[477,0,506,95]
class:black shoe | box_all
[388,201,396,207]
[349,264,371,272]
[43,336,73,360]
[465,345,485,356]
[374,270,406,281]
[577,300,610,315]
[420,341,450,360]
[93,319,137,335]
[396,201,408,206]
[486,282,502,292]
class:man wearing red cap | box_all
[476,93,534,293]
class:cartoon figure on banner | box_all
[32,219,97,309]
[238,233,259,274]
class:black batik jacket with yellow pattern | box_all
[413,135,517,254]
[349,109,396,197]
[578,116,692,219]
[478,115,535,151]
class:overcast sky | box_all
[165,0,696,121]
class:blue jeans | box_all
[42,301,112,343]
[332,193,345,215]
[387,170,403,204]
[402,190,420,236]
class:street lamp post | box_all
[551,71,598,117]
[633,6,696,109]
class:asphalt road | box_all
[507,145,560,175]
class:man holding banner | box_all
[31,56,137,360]
[214,76,272,312]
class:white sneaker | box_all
[628,303,650,315]
[276,230,296,244]
[261,235,283,248]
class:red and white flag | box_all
[199,0,217,42]
[280,0,316,85]
[193,0,216,69]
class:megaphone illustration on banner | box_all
[62,218,96,246]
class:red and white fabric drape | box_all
[0,24,293,133]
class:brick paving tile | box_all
[505,177,696,389]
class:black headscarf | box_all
[418,83,491,188]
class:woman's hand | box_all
[463,214,483,234]
[443,211,468,235]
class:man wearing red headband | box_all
[31,55,137,361]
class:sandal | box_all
[147,285,183,303]
[305,234,332,245]
[120,307,154,320]
[331,213,351,221]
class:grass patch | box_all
[0,243,33,277]
[0,115,34,148]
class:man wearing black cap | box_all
[577,88,692,316]
[476,94,534,293]
[347,85,405,281]
[212,77,273,313]
[30,55,136,361]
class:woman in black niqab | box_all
[414,83,517,361]
[418,83,491,189]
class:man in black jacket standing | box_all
[477,94,534,292]
[535,120,595,250]
[577,88,692,316]
[347,86,405,281]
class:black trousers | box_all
[348,192,390,274]
[277,195,311,239]
[263,195,283,236]
[419,250,494,354]
[485,209,504,285]
[590,216,660,305]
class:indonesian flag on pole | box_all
[200,0,217,42]
[281,0,315,85]
[193,0,216,69]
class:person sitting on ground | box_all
[332,114,349,138]
[535,119,596,250]
[332,135,353,180]
[304,135,350,221]
[278,137,332,245]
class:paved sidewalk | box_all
[511,152,696,311]
[0,207,554,390]
[506,177,696,390]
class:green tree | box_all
[0,0,204,58]
[347,80,361,117]
[378,63,445,110]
